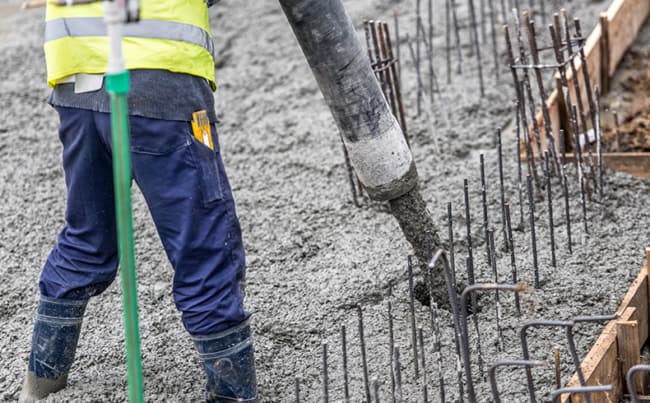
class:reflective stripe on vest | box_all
[44,17,216,61]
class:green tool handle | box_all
[106,70,145,403]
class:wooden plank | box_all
[605,0,650,76]
[562,152,650,179]
[617,320,642,395]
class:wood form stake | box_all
[616,320,643,395]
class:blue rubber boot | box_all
[19,296,88,403]
[193,320,257,402]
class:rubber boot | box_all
[193,320,257,402]
[19,296,88,403]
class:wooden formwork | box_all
[526,0,650,177]
[560,248,650,403]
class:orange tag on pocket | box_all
[191,110,214,150]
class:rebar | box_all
[373,378,381,403]
[467,0,485,96]
[448,202,457,287]
[322,341,329,403]
[451,0,463,74]
[504,202,521,315]
[387,288,396,402]
[553,346,562,389]
[417,327,430,403]
[463,179,476,297]
[562,170,573,254]
[545,153,557,268]
[488,228,504,351]
[504,23,538,188]
[520,320,575,403]
[627,364,650,402]
[427,0,434,103]
[429,250,465,402]
[426,262,449,403]
[407,34,425,118]
[524,12,561,173]
[394,9,401,85]
[595,87,603,201]
[513,11,546,181]
[394,346,404,403]
[551,385,613,403]
[357,304,371,402]
[571,106,589,234]
[460,282,527,401]
[514,101,526,228]
[488,359,545,403]
[295,377,300,403]
[381,22,409,144]
[526,175,540,288]
[416,0,422,115]
[574,18,598,136]
[407,256,420,378]
[445,0,452,83]
[613,111,621,151]
[487,0,499,81]
[497,128,508,251]
[341,325,350,402]
[480,154,492,268]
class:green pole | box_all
[106,69,145,403]
[103,1,144,400]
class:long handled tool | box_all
[104,1,144,401]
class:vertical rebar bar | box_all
[426,263,448,403]
[505,202,521,315]
[408,256,420,378]
[497,128,507,250]
[387,288,396,403]
[545,153,557,268]
[480,154,492,268]
[448,202,457,287]
[553,346,562,389]
[341,325,350,403]
[295,377,300,403]
[451,0,463,74]
[445,0,452,83]
[358,305,371,403]
[562,171,573,254]
[595,87,604,201]
[526,175,540,288]
[417,327,429,403]
[467,0,485,96]
[322,341,329,403]
[488,228,504,351]
[394,346,403,403]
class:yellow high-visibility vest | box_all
[44,0,216,89]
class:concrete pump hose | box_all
[278,0,418,201]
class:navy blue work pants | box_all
[40,106,249,335]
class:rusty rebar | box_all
[322,341,329,403]
[545,153,557,268]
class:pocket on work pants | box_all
[187,125,224,206]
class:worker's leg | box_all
[119,115,255,402]
[20,106,118,403]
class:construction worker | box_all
[19,1,256,402]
